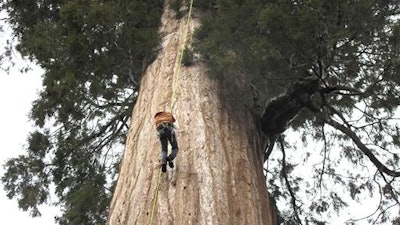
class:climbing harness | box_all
[157,122,174,130]
[149,0,194,224]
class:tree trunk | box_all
[106,3,276,225]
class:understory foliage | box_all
[1,0,400,225]
[0,0,162,224]
[195,0,400,224]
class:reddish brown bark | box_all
[106,3,276,225]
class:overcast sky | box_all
[0,66,60,225]
[0,9,58,224]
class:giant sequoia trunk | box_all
[106,3,276,225]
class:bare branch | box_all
[318,126,328,193]
[279,136,303,225]
[378,171,400,205]
[325,103,352,128]
[347,171,383,223]
[319,85,363,96]
[264,135,277,162]
[319,114,400,177]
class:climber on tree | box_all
[154,111,179,172]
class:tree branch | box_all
[318,126,328,193]
[318,114,400,177]
[264,135,277,162]
[279,136,303,225]
[378,171,400,205]
[319,85,363,96]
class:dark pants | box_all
[157,124,179,163]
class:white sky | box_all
[0,10,58,224]
[0,66,60,225]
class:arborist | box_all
[154,111,179,172]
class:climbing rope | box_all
[149,168,163,225]
[149,1,194,224]
[170,0,194,112]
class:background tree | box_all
[1,0,400,224]
[1,0,163,224]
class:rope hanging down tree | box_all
[170,0,194,112]
[149,1,194,224]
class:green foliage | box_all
[57,176,109,225]
[196,0,400,224]
[169,0,183,19]
[1,0,162,224]
[195,0,400,111]
[2,0,400,224]
[194,0,290,110]
[181,47,194,66]
[2,156,48,217]
[193,0,217,10]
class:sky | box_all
[0,9,59,224]
[0,66,60,224]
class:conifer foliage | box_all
[195,0,400,224]
[1,0,400,224]
[1,0,162,224]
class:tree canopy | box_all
[1,0,400,224]
[1,0,162,224]
[195,0,400,224]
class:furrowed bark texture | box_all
[107,3,275,225]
